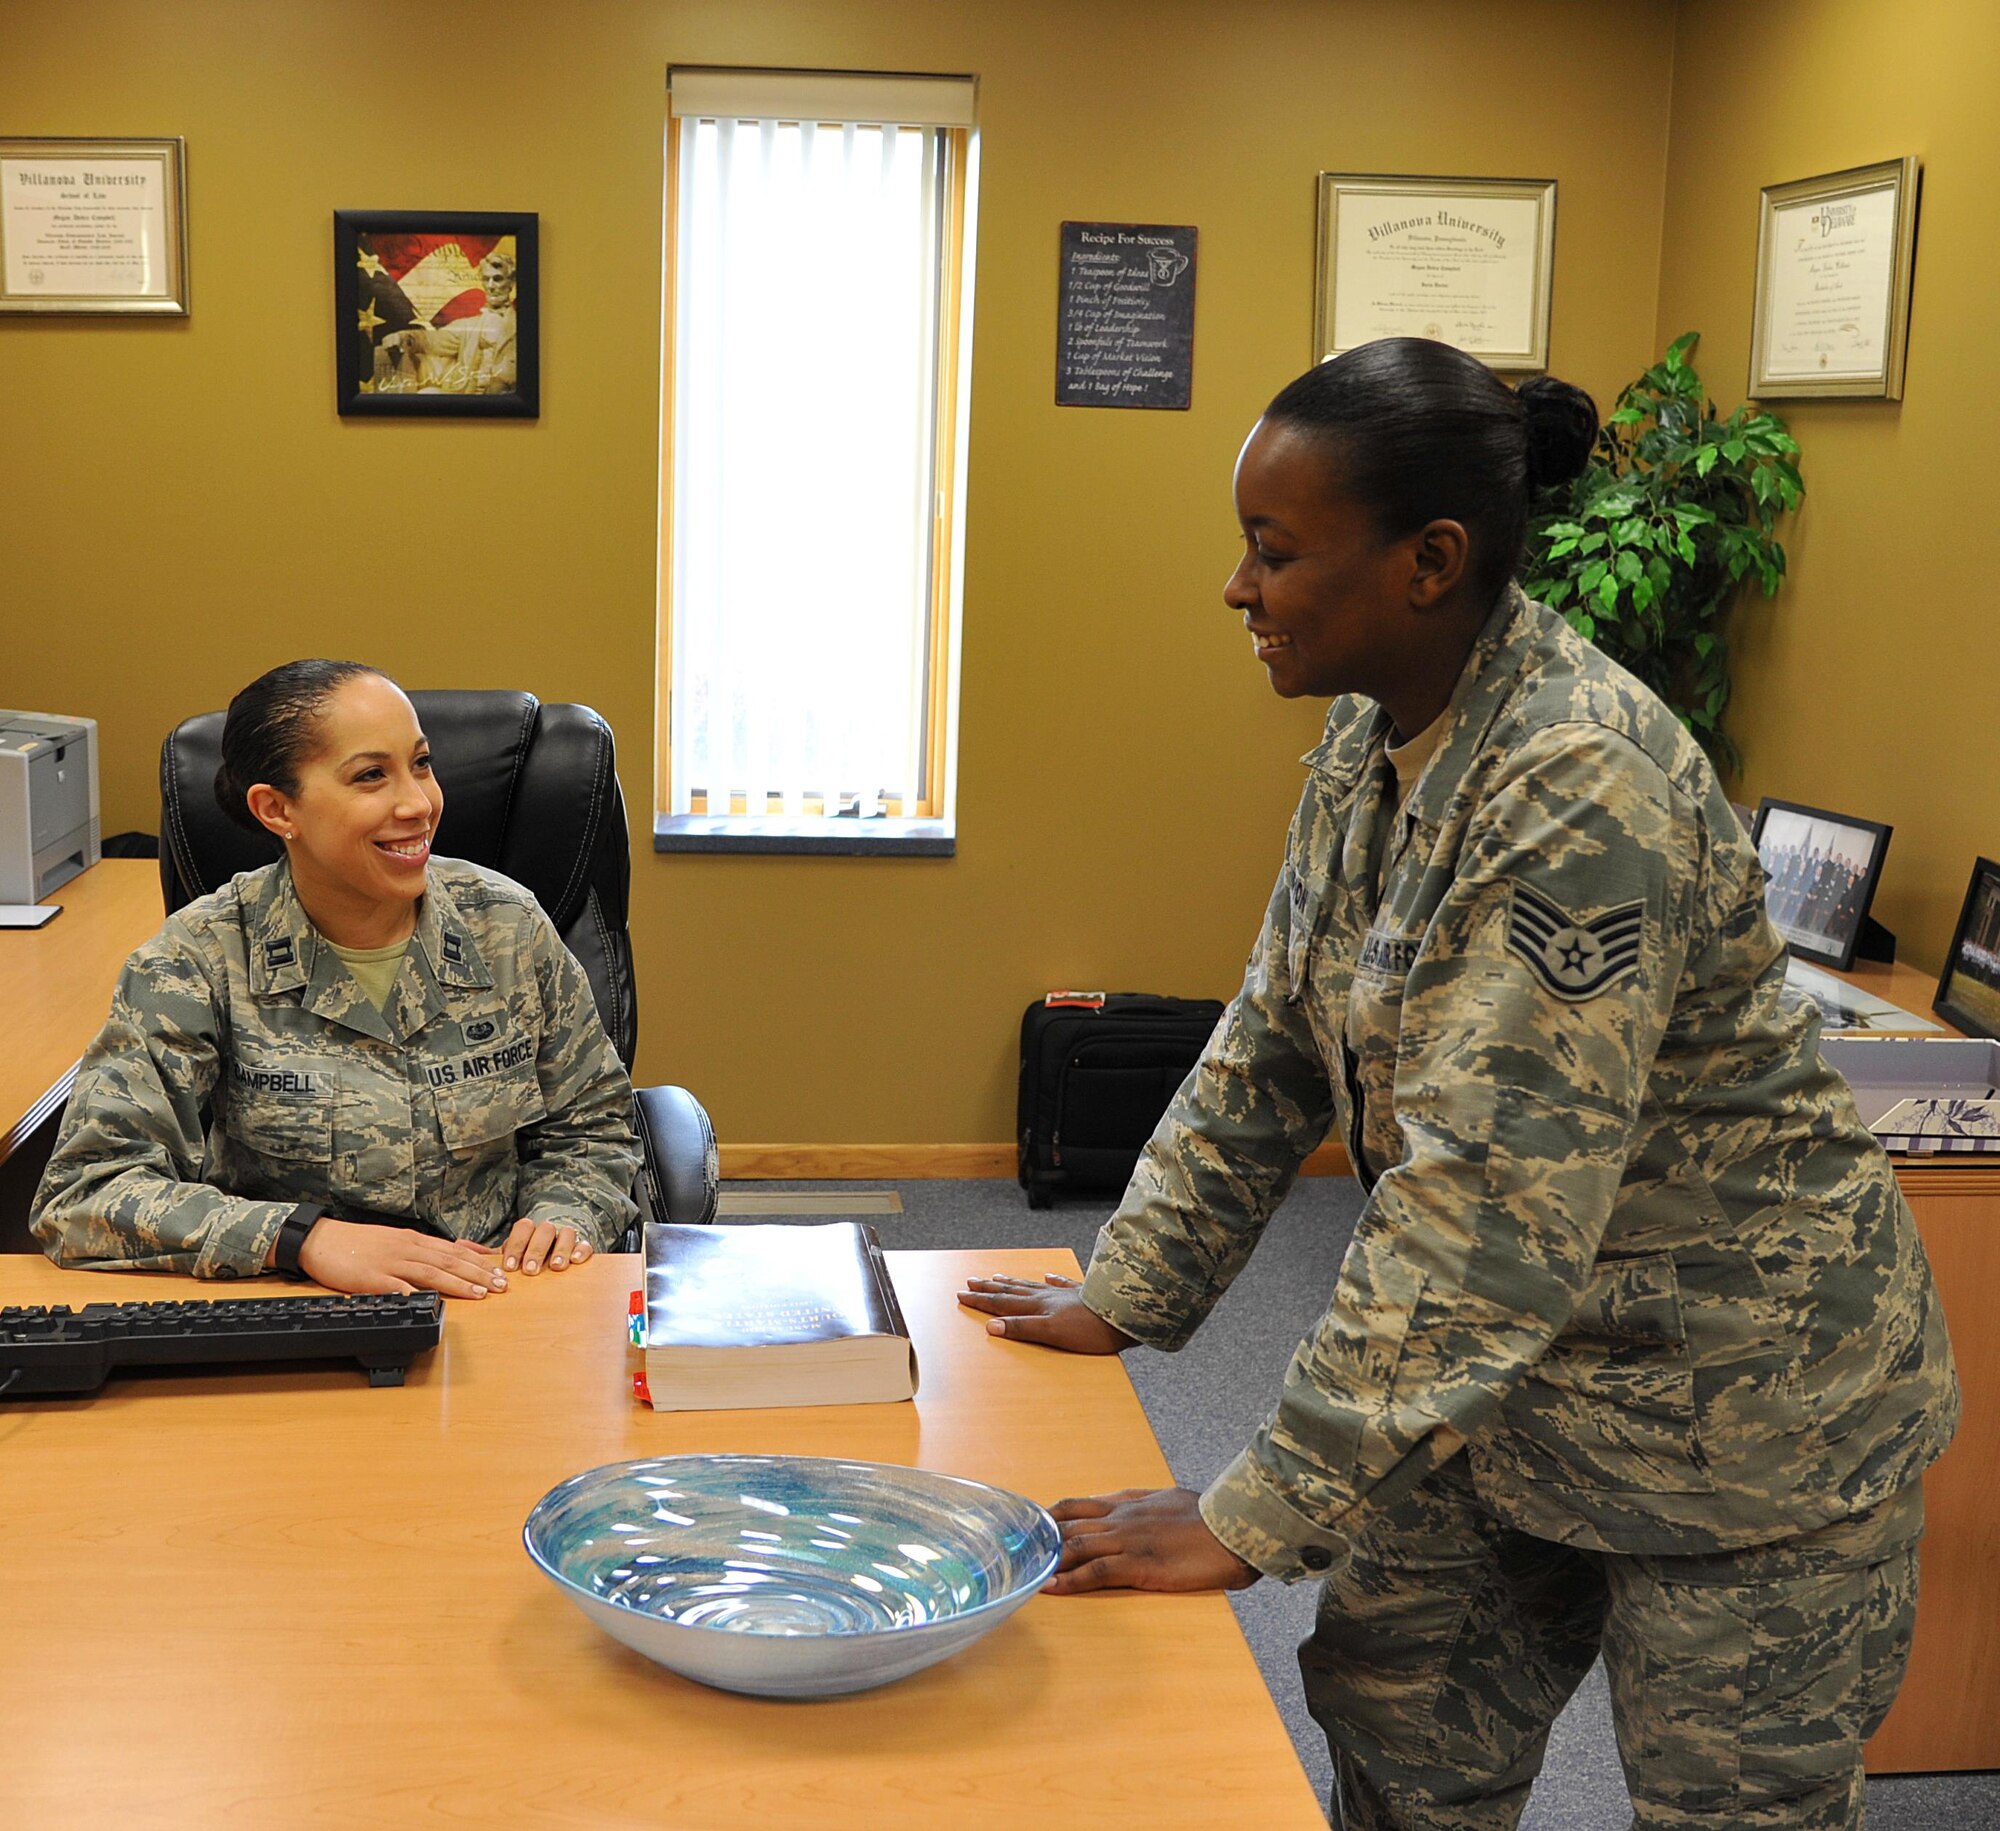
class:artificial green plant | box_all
[1521,332,1802,774]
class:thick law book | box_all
[635,1221,919,1410]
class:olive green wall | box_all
[1660,0,1999,973]
[2,0,1676,1143]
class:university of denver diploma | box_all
[1751,158,1918,400]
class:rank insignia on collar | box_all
[264,938,295,969]
[1506,883,1644,1003]
[442,931,463,964]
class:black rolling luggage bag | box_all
[1016,991,1226,1209]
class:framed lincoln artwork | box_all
[334,210,539,417]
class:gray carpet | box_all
[733,1176,1997,1827]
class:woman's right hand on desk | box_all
[956,1272,1136,1354]
[295,1219,510,1300]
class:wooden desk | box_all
[0,1249,1326,1828]
[0,857,159,1164]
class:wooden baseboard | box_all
[719,1142,1353,1180]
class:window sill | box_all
[653,814,955,857]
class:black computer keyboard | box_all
[0,1292,445,1397]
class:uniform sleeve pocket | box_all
[433,1073,548,1157]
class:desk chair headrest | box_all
[160,691,626,938]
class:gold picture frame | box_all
[1314,173,1556,371]
[1749,156,1919,400]
[0,136,189,316]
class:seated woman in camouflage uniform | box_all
[32,661,641,1300]
[961,340,1958,1829]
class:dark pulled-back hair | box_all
[1264,338,1598,605]
[214,659,383,832]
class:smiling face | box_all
[1224,419,1419,702]
[1223,417,1479,732]
[247,673,443,940]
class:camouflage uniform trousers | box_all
[1300,1455,1921,1829]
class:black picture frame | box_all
[1934,857,2000,1041]
[334,210,538,417]
[1750,796,1893,971]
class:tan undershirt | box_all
[1387,710,1450,817]
[327,936,411,1012]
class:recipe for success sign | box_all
[1056,221,1197,410]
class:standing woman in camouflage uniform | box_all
[961,340,1957,1828]
[33,661,640,1297]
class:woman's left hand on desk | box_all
[502,1217,592,1275]
[1042,1486,1259,1595]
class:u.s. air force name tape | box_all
[1506,882,1644,1003]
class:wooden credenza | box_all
[1826,960,2000,1774]
[1866,1153,2000,1772]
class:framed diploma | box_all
[0,136,188,316]
[1314,173,1556,371]
[1749,157,1920,400]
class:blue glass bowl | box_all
[523,1454,1061,1698]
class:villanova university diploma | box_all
[0,139,186,312]
[1318,177,1555,370]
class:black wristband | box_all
[272,1205,324,1280]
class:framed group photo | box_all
[335,210,539,417]
[1314,172,1556,371]
[1751,797,1893,971]
[1934,857,2000,1040]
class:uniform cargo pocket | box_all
[1469,1083,1715,1497]
[1493,1248,1712,1496]
[433,1071,547,1157]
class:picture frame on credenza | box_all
[1934,857,2000,1042]
[1751,796,1893,972]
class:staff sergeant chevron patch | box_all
[1506,882,1645,1003]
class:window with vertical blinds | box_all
[657,69,976,854]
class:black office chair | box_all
[159,690,717,1242]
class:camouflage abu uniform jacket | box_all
[32,858,641,1276]
[1080,588,1958,1580]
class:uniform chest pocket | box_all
[433,1070,548,1157]
[223,1057,339,1162]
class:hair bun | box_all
[1517,375,1599,493]
[213,758,259,834]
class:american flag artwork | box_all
[354,232,519,396]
